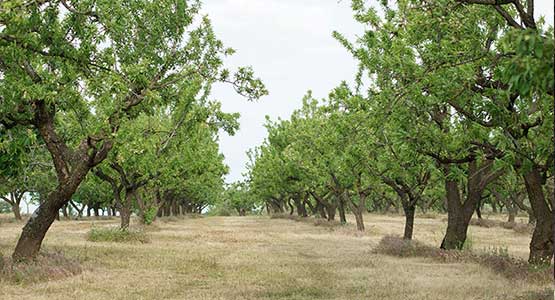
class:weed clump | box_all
[87,227,150,243]
[501,222,534,234]
[373,235,442,258]
[469,218,499,228]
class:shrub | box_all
[0,251,82,284]
[475,247,552,283]
[87,227,150,243]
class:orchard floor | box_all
[0,213,552,300]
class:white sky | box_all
[204,0,555,183]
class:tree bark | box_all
[61,204,69,219]
[3,192,24,221]
[120,191,133,229]
[293,195,307,217]
[523,167,554,265]
[403,203,416,240]
[441,168,475,249]
[287,198,294,215]
[12,180,83,261]
[347,195,365,231]
[12,204,22,221]
[440,160,502,250]
[338,196,347,224]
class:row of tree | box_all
[0,0,266,261]
[246,0,553,265]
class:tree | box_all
[335,0,552,264]
[0,0,266,260]
[221,182,258,216]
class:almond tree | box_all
[0,0,266,260]
[337,0,552,263]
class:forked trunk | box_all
[440,172,475,250]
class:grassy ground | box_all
[0,213,552,300]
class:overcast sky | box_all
[203,0,555,183]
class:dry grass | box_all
[270,213,345,229]
[374,235,552,284]
[0,213,552,300]
[0,251,82,284]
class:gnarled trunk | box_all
[440,160,502,250]
[12,181,82,261]
[441,170,475,250]
[523,167,554,265]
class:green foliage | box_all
[0,201,11,214]
[87,227,149,244]
[142,206,158,225]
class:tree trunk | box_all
[61,205,69,219]
[305,199,316,216]
[350,201,365,231]
[491,201,498,213]
[440,170,474,250]
[403,203,416,240]
[326,205,336,221]
[120,191,133,230]
[293,195,307,217]
[171,199,179,216]
[523,168,554,265]
[12,183,80,261]
[316,202,327,219]
[475,203,482,219]
[353,211,364,231]
[338,196,347,224]
[440,160,502,250]
[12,203,22,221]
